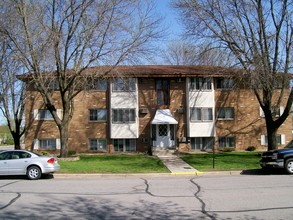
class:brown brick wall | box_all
[24,78,292,153]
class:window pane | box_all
[98,110,107,121]
[114,139,124,152]
[202,108,213,121]
[156,79,169,105]
[113,78,124,91]
[39,110,53,120]
[89,110,98,121]
[40,139,56,149]
[94,79,107,90]
[219,137,235,148]
[89,139,106,151]
[128,78,136,91]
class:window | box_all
[191,137,214,150]
[89,109,107,121]
[114,139,136,152]
[156,79,169,105]
[93,79,107,90]
[190,107,213,122]
[112,109,135,123]
[261,134,285,145]
[260,106,284,117]
[216,78,234,89]
[190,77,212,91]
[38,109,53,120]
[217,107,234,120]
[113,78,136,92]
[218,136,235,148]
[89,139,107,151]
[39,139,57,150]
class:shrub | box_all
[246,146,256,151]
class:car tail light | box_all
[47,158,55,164]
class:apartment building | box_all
[23,66,292,153]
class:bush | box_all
[246,146,256,151]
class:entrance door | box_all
[153,124,175,148]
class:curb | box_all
[53,170,243,178]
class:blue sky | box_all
[0,1,184,126]
[155,0,183,41]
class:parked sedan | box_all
[0,150,60,180]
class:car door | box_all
[7,152,29,175]
[0,151,12,175]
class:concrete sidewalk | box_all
[157,154,200,175]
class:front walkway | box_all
[156,152,199,175]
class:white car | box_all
[0,150,60,180]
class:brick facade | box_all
[23,66,292,153]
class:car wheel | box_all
[27,166,42,180]
[285,159,293,174]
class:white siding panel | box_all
[111,124,139,138]
[189,122,215,137]
[189,91,214,107]
[111,92,138,108]
[110,79,139,139]
[187,78,215,137]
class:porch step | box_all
[152,148,176,157]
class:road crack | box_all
[190,178,216,220]
[0,192,21,210]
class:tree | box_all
[161,40,233,65]
[0,0,162,157]
[174,0,293,150]
[0,34,26,149]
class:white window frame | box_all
[190,77,212,91]
[216,78,234,89]
[260,134,286,145]
[34,109,62,120]
[113,139,136,152]
[217,107,234,120]
[34,139,61,150]
[259,106,284,117]
[191,137,214,150]
[112,109,136,124]
[190,107,213,122]
[89,109,107,122]
[113,78,136,92]
[89,139,107,151]
[218,136,235,148]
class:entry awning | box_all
[151,109,178,124]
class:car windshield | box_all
[285,140,293,149]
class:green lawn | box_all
[58,154,169,173]
[58,152,262,173]
[180,152,261,171]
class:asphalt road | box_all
[0,173,293,220]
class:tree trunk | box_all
[59,123,69,158]
[12,133,21,150]
[266,120,278,151]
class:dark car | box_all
[260,140,293,174]
[0,150,60,180]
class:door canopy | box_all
[151,109,178,124]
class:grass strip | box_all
[58,154,169,173]
[180,152,261,171]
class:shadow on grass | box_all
[241,168,288,175]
